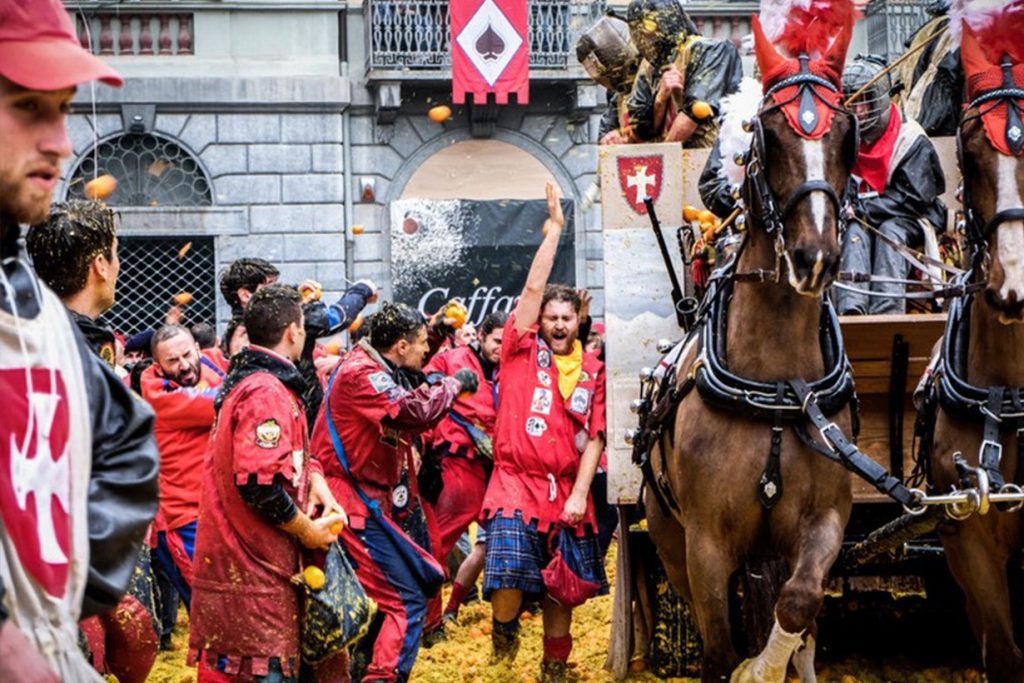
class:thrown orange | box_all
[173,292,193,306]
[303,566,326,591]
[428,105,452,123]
[84,174,117,200]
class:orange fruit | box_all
[351,224,365,235]
[697,209,717,225]
[173,292,193,306]
[323,340,343,356]
[348,314,364,332]
[84,174,117,200]
[683,205,700,222]
[446,302,468,329]
[329,519,345,535]
[304,566,326,590]
[691,100,713,120]
[177,242,192,260]
[428,105,452,124]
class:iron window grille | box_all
[865,0,929,61]
[101,236,217,337]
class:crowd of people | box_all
[1,5,614,683]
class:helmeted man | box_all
[310,302,477,683]
[836,55,948,315]
[140,325,225,608]
[481,183,608,683]
[0,1,159,679]
[189,284,344,682]
[576,16,643,145]
[219,257,377,428]
[422,311,507,633]
[624,0,743,147]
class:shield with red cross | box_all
[617,155,664,215]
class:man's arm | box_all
[303,280,378,341]
[560,435,606,526]
[75,325,160,617]
[515,181,565,335]
[383,377,464,432]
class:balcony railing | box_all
[75,11,194,56]
[866,0,929,59]
[365,0,605,76]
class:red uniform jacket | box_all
[201,347,231,375]
[189,353,318,676]
[310,341,460,525]
[140,362,223,531]
[481,310,607,534]
[424,344,497,459]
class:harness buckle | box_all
[818,422,844,451]
[980,439,1004,468]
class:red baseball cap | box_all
[0,0,123,91]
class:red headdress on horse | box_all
[751,0,858,139]
[957,0,1024,156]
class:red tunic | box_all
[140,362,223,531]
[481,310,606,534]
[188,356,319,677]
[424,344,497,459]
[310,343,460,526]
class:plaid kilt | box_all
[482,511,609,600]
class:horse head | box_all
[742,16,858,297]
[959,23,1024,323]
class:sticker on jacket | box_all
[369,371,396,394]
[256,419,282,449]
[526,416,548,437]
[537,371,552,387]
[537,348,552,369]
[569,387,590,414]
[530,387,553,415]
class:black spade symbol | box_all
[476,24,505,61]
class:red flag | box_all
[451,0,529,105]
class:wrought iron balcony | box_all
[865,0,930,59]
[365,0,606,79]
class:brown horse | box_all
[927,27,1024,682]
[641,19,860,683]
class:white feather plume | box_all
[950,0,1022,45]
[716,78,763,190]
[758,0,813,43]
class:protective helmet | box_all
[625,0,698,70]
[842,55,893,141]
[576,16,640,93]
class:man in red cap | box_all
[0,1,159,682]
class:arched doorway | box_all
[391,139,575,322]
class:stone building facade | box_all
[60,0,759,334]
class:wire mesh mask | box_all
[842,56,892,140]
[576,16,640,94]
[625,0,696,70]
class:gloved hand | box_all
[454,368,479,395]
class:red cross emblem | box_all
[617,155,664,215]
[0,369,72,598]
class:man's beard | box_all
[169,360,202,387]
[0,171,52,226]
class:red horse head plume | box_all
[959,1,1024,155]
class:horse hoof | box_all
[730,658,787,683]
[729,658,758,683]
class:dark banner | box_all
[390,198,575,324]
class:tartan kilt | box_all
[482,510,608,600]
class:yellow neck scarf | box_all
[553,340,584,400]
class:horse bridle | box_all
[738,59,858,278]
[957,57,1024,263]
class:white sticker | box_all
[570,387,590,414]
[392,483,409,509]
[537,371,552,387]
[292,449,304,488]
[530,387,553,415]
[525,416,548,437]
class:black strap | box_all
[789,379,918,507]
[980,387,1007,491]
[758,383,786,509]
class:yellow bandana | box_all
[553,340,584,400]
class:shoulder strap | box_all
[324,370,383,518]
